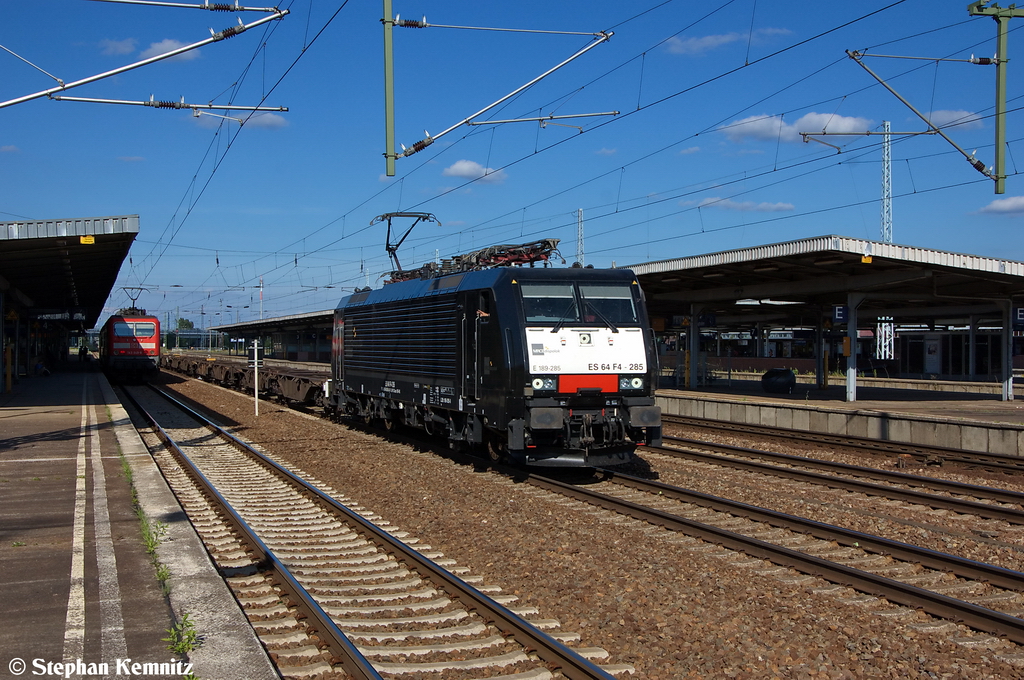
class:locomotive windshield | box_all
[579,284,638,325]
[521,284,578,323]
[520,282,638,326]
[113,321,156,337]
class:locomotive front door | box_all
[463,291,492,403]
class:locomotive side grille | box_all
[343,295,458,379]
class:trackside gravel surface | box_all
[159,374,1023,679]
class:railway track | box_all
[122,384,632,680]
[652,436,1024,526]
[517,467,1024,661]
[663,414,1024,474]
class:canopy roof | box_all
[631,235,1024,327]
[0,216,138,329]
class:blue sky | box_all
[3,0,1023,328]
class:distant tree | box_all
[177,317,194,330]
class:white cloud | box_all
[720,112,872,143]
[1,145,19,153]
[666,28,791,55]
[699,197,794,212]
[927,109,983,130]
[100,38,137,56]
[666,33,741,55]
[980,196,1024,214]
[442,159,507,184]
[140,39,199,61]
[754,28,793,39]
[678,146,700,155]
[596,148,617,155]
[245,112,288,129]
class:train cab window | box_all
[520,284,579,324]
[578,284,639,325]
[113,321,156,337]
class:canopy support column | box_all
[846,293,865,402]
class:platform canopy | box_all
[631,235,1024,327]
[0,216,139,329]
[209,309,335,334]
[630,235,1024,402]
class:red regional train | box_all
[98,308,161,378]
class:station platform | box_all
[0,360,275,679]
[657,377,1024,457]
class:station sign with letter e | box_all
[832,305,849,323]
[1014,307,1024,330]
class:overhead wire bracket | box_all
[380,0,613,175]
[396,31,613,159]
[465,111,619,127]
[86,0,283,13]
[846,50,997,185]
[799,128,938,153]
[48,94,287,122]
[0,9,289,109]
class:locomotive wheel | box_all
[487,436,507,463]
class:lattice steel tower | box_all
[576,208,585,266]
[877,121,895,360]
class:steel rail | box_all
[662,414,1024,473]
[146,385,617,680]
[526,470,1024,644]
[122,388,383,680]
[655,437,1024,524]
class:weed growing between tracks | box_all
[111,406,172,595]
[109,403,204,674]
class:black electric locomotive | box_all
[327,266,662,466]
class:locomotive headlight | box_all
[532,377,557,391]
[619,376,645,390]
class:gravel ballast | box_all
[159,375,1024,678]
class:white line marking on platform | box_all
[90,401,127,661]
[62,379,87,661]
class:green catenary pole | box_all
[383,0,397,176]
[968,1,1024,194]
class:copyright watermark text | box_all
[8,657,193,677]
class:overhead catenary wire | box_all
[0,10,289,109]
[298,0,912,265]
[123,0,1009,320]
